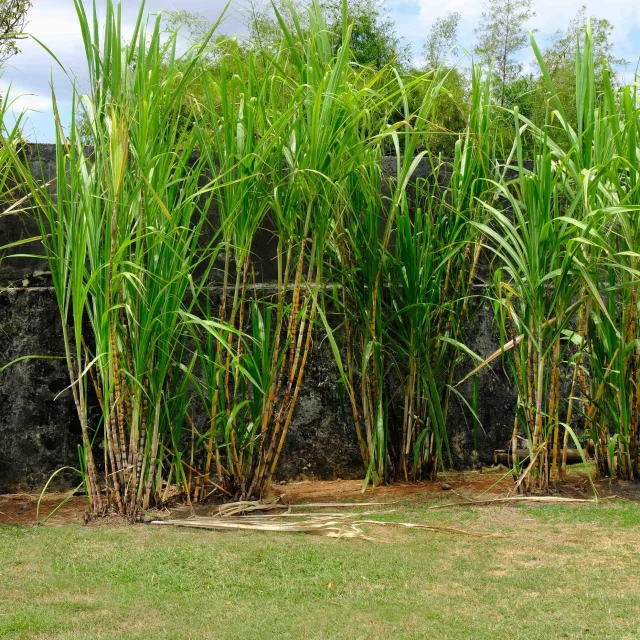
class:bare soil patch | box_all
[2,466,638,527]
[271,469,512,503]
[0,493,87,525]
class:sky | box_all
[3,0,640,141]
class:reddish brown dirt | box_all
[2,468,636,526]
[0,471,510,525]
[271,469,512,503]
[0,493,88,525]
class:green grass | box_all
[2,500,640,639]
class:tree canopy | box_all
[0,0,31,62]
[475,0,536,106]
[422,12,460,72]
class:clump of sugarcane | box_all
[390,160,489,481]
[578,71,640,479]
[188,167,328,500]
[478,101,586,491]
[327,73,447,486]
[400,64,496,480]
[332,158,387,485]
[184,0,380,499]
[474,22,638,490]
[185,42,281,500]
[329,64,492,485]
[577,192,640,479]
[13,0,225,518]
[528,26,640,481]
[244,0,378,498]
[390,188,458,481]
[323,145,383,479]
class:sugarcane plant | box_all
[184,0,387,499]
[390,63,497,481]
[575,79,640,480]
[482,22,640,489]
[185,45,276,501]
[9,0,230,518]
[478,101,588,491]
[534,22,640,483]
[327,64,494,486]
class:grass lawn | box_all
[1,496,640,640]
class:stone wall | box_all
[0,145,516,490]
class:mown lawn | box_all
[1,498,640,640]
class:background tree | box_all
[474,0,536,106]
[322,0,410,69]
[164,10,221,60]
[0,0,31,62]
[543,5,624,76]
[422,11,460,71]
[246,0,409,69]
[167,0,409,70]
[417,13,466,157]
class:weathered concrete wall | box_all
[0,145,516,490]
[447,297,517,467]
[0,288,81,489]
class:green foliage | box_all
[321,0,410,69]
[529,6,624,140]
[544,5,625,73]
[168,0,410,70]
[0,86,24,204]
[247,0,410,69]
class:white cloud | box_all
[0,81,52,112]
[528,0,640,34]
[26,3,83,52]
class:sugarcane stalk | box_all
[224,258,251,491]
[264,293,319,494]
[203,250,230,493]
[104,396,124,513]
[249,241,293,494]
[60,321,102,514]
[628,287,638,477]
[401,348,416,481]
[345,316,368,469]
[107,222,128,490]
[136,375,149,492]
[549,338,561,482]
[143,395,161,511]
[522,347,545,493]
[256,258,313,495]
[562,299,588,478]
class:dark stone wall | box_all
[447,297,517,467]
[0,145,516,490]
[0,145,54,287]
[0,288,81,489]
